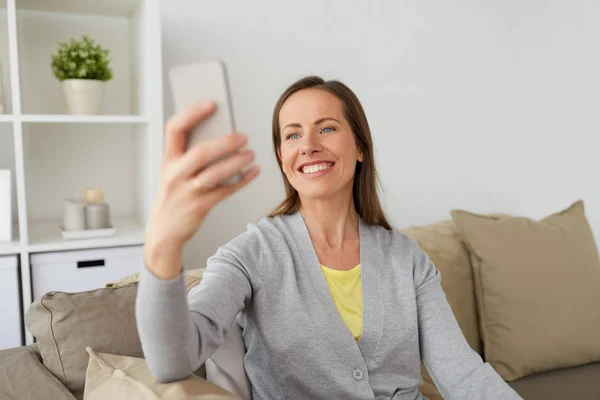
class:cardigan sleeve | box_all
[136,224,262,383]
[413,246,523,400]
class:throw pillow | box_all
[83,347,236,399]
[451,200,600,381]
[25,284,141,399]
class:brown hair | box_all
[268,76,392,230]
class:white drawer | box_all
[0,255,22,349]
[31,245,143,300]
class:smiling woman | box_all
[137,74,523,400]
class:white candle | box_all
[63,199,86,231]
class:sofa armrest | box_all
[0,344,77,400]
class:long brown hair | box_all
[268,76,392,230]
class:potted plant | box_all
[50,35,113,114]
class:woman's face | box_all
[278,88,363,201]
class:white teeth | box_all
[302,163,332,174]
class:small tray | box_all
[61,226,116,240]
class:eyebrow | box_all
[282,117,341,131]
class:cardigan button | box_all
[353,368,364,380]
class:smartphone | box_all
[168,60,241,185]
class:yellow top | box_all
[320,264,363,341]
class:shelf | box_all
[21,114,149,123]
[15,0,141,17]
[27,217,145,253]
[3,0,163,347]
[17,8,149,116]
[0,240,20,255]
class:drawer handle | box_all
[77,259,106,269]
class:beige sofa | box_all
[1,212,599,400]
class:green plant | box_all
[50,35,113,81]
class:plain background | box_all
[159,0,600,269]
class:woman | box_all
[137,76,522,399]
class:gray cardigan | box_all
[136,212,522,400]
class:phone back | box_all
[168,60,236,149]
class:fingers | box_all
[191,149,256,191]
[164,102,216,162]
[180,133,248,177]
[205,165,261,204]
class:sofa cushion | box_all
[401,220,480,400]
[83,347,236,399]
[508,362,600,400]
[451,200,600,381]
[0,344,76,400]
[25,284,142,399]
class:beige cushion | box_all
[401,220,481,400]
[0,344,76,400]
[451,200,600,381]
[25,284,142,399]
[83,347,236,400]
[24,269,209,400]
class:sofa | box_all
[1,201,599,399]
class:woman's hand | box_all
[144,102,260,279]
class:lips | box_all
[298,161,335,174]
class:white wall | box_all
[160,0,600,268]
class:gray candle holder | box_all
[85,202,111,229]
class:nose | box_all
[300,132,322,155]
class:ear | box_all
[357,147,363,163]
[277,148,282,162]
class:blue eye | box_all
[286,133,300,140]
[321,127,335,133]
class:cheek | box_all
[279,148,295,174]
[337,141,360,165]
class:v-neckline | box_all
[289,212,383,357]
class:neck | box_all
[299,189,359,248]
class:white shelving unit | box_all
[0,0,164,345]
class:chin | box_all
[296,184,342,201]
[289,174,354,202]
[299,190,333,201]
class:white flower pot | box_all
[62,79,105,114]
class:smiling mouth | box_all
[299,162,335,174]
